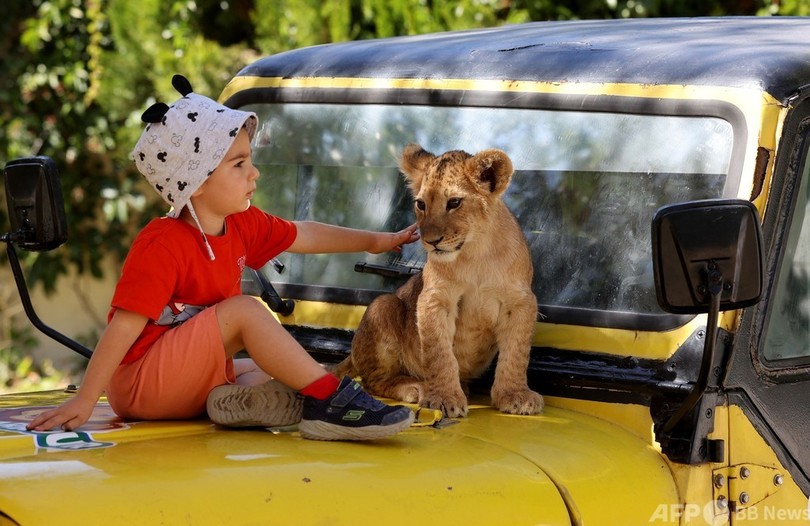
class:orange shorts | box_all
[106,305,235,420]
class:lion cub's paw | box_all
[421,388,469,418]
[493,388,544,415]
[392,382,423,404]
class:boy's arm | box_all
[288,221,419,254]
[26,309,148,432]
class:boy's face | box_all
[191,128,259,219]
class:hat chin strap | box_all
[185,202,216,261]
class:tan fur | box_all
[334,144,543,417]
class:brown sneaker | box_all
[206,380,303,428]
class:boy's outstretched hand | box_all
[370,223,420,254]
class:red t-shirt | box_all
[111,206,297,364]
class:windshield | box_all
[246,102,734,328]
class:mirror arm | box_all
[661,262,723,434]
[250,268,295,317]
[4,242,93,359]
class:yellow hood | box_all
[0,391,677,525]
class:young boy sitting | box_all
[27,75,418,441]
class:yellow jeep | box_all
[2,17,809,525]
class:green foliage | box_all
[0,350,72,395]
[0,278,73,394]
[3,0,141,292]
[760,0,810,15]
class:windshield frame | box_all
[232,87,747,331]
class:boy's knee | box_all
[216,295,273,321]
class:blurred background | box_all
[1,0,806,393]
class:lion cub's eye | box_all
[446,197,462,210]
[415,199,426,211]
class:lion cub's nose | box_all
[426,236,444,248]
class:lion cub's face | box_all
[400,144,514,261]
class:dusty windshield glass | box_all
[247,103,732,324]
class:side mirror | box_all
[652,199,763,315]
[1,156,90,358]
[651,199,764,444]
[3,156,67,251]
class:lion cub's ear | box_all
[400,143,435,194]
[467,149,514,197]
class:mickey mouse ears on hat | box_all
[139,75,193,124]
[130,74,258,219]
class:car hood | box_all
[0,390,677,526]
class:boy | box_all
[27,75,418,441]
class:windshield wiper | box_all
[354,261,422,278]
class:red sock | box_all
[299,373,340,400]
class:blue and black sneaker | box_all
[299,376,415,441]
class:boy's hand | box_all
[26,395,97,432]
[369,223,420,254]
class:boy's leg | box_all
[210,296,414,439]
[215,296,326,388]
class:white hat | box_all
[130,75,257,260]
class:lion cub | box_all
[334,144,543,418]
